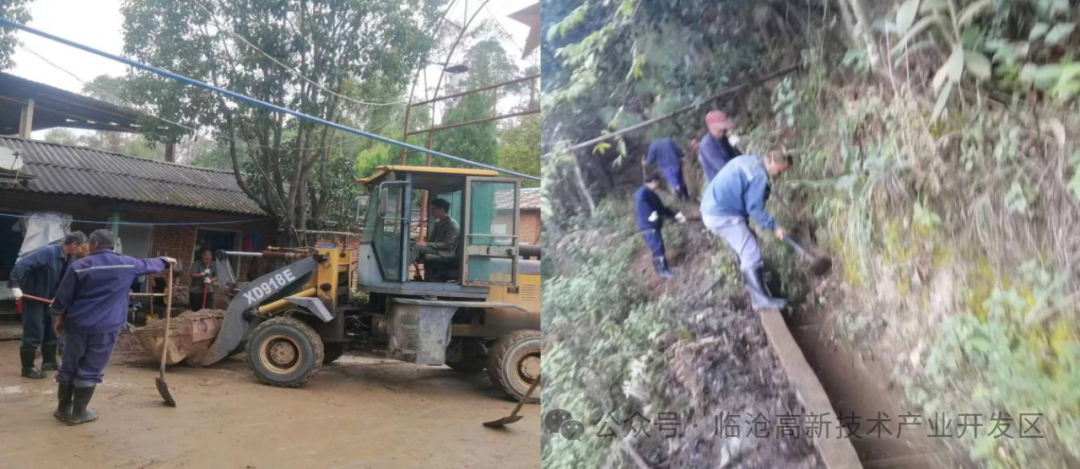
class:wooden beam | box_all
[18,99,34,138]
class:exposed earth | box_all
[0,336,539,468]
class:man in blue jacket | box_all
[698,110,742,185]
[644,138,690,200]
[635,172,686,279]
[700,149,791,310]
[9,231,88,379]
[51,229,175,425]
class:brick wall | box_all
[521,209,540,245]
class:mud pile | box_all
[132,310,225,366]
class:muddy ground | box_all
[0,338,539,468]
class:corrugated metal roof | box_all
[0,136,266,215]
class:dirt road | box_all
[0,338,539,468]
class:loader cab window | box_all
[364,181,408,282]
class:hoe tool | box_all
[155,263,177,407]
[784,237,832,276]
[484,374,540,428]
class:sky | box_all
[9,0,538,137]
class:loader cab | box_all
[357,166,521,297]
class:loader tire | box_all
[247,316,324,388]
[446,338,487,372]
[487,330,540,403]
[323,343,347,365]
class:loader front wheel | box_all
[248,316,324,387]
[487,330,540,403]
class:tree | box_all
[0,0,31,70]
[498,114,540,187]
[121,0,443,240]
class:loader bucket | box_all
[133,310,225,366]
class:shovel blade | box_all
[155,377,177,407]
[483,415,524,428]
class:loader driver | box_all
[51,229,175,425]
[416,198,460,282]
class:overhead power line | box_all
[0,18,539,181]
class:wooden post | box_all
[165,142,176,163]
[18,99,34,139]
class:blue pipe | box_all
[0,18,540,181]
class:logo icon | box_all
[544,409,583,441]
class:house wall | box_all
[521,209,540,245]
[0,190,279,308]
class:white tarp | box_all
[15,212,71,258]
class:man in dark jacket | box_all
[8,231,87,379]
[698,110,742,184]
[635,172,686,279]
[644,138,690,200]
[51,229,174,425]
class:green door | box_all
[462,177,520,286]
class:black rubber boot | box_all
[54,383,74,422]
[41,343,58,372]
[741,267,786,311]
[20,348,45,379]
[653,256,673,279]
[68,385,99,426]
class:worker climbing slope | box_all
[8,232,88,379]
[698,110,742,185]
[635,172,686,279]
[644,137,690,200]
[700,148,792,310]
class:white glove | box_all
[675,212,687,224]
[648,211,659,222]
[11,288,22,300]
[728,135,741,147]
[203,269,211,276]
[204,276,212,284]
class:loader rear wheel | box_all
[487,330,540,403]
[247,316,324,387]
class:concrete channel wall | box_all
[759,310,863,469]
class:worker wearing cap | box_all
[50,229,175,425]
[644,138,690,200]
[700,149,791,310]
[8,231,88,379]
[635,172,686,279]
[699,110,742,184]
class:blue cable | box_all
[0,212,270,227]
[0,18,540,182]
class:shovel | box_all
[21,293,53,305]
[155,263,177,407]
[483,374,540,428]
[784,237,833,276]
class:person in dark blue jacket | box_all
[50,229,175,425]
[644,138,690,200]
[700,149,792,310]
[635,172,686,279]
[8,231,88,379]
[698,110,742,185]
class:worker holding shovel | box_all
[51,229,175,425]
[189,247,217,310]
[700,147,792,310]
[8,231,88,379]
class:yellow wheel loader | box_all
[137,166,540,402]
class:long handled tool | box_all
[483,374,540,428]
[155,263,177,407]
[21,293,53,305]
[784,237,832,276]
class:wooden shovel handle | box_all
[160,263,174,375]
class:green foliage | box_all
[433,93,498,167]
[0,0,31,70]
[498,115,540,187]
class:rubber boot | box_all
[741,267,786,311]
[20,348,45,379]
[653,256,673,279]
[41,343,58,372]
[68,385,99,426]
[54,383,74,422]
